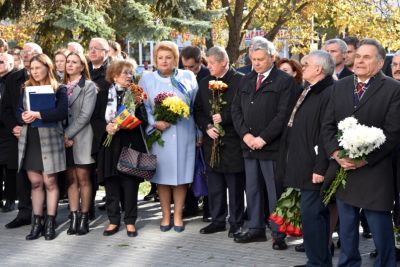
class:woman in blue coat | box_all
[139,41,198,232]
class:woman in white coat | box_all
[139,41,198,232]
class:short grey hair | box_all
[67,42,84,54]
[324,38,348,54]
[90,37,110,51]
[206,46,229,64]
[393,51,400,60]
[358,38,386,60]
[0,53,14,70]
[308,50,335,76]
[250,37,276,56]
[250,36,266,47]
[24,42,42,54]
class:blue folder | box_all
[30,93,57,128]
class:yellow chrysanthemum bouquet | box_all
[147,92,189,149]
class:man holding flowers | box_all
[194,46,245,238]
[322,38,400,267]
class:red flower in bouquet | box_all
[269,187,302,237]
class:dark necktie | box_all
[356,82,365,98]
[256,74,265,91]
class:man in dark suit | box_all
[284,50,335,266]
[88,37,111,92]
[322,38,400,267]
[2,42,42,228]
[194,46,245,238]
[324,39,353,80]
[236,36,265,75]
[232,37,294,248]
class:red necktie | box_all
[356,82,365,98]
[256,74,265,91]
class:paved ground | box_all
[0,192,380,267]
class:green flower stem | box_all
[323,167,347,206]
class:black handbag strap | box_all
[139,124,150,153]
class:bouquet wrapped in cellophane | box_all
[208,80,228,168]
[103,84,147,147]
[146,92,189,150]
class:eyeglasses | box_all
[20,51,35,56]
[391,63,400,68]
[121,71,133,76]
[89,47,107,52]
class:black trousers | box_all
[206,170,245,227]
[105,175,140,225]
[16,170,31,220]
[0,165,16,201]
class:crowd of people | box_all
[0,35,399,267]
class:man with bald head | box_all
[2,42,42,228]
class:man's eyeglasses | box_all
[89,47,107,52]
[20,51,35,56]
[391,63,400,68]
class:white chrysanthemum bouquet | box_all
[323,117,386,205]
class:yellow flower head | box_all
[161,96,190,118]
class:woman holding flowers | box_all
[91,59,148,237]
[139,41,198,232]
[63,52,97,235]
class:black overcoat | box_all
[1,69,28,169]
[322,72,400,211]
[194,67,244,173]
[231,67,295,161]
[283,75,334,190]
[90,86,148,184]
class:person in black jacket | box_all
[2,42,42,229]
[231,37,294,248]
[0,53,17,212]
[91,59,148,237]
[324,39,353,80]
[322,38,400,267]
[194,46,245,238]
[283,50,335,266]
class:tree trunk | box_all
[205,0,214,49]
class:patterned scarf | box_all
[105,84,125,123]
[158,68,191,107]
[66,77,81,105]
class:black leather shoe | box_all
[272,238,288,250]
[77,212,89,235]
[228,226,241,238]
[67,211,79,235]
[200,223,226,234]
[234,232,267,243]
[5,217,31,229]
[2,200,15,212]
[295,243,305,252]
[370,249,378,258]
[44,215,56,240]
[126,225,138,237]
[26,215,43,240]
[160,224,172,232]
[143,191,157,201]
[103,224,120,236]
[174,224,185,233]
[98,203,106,211]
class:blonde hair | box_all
[25,54,59,91]
[153,41,179,68]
